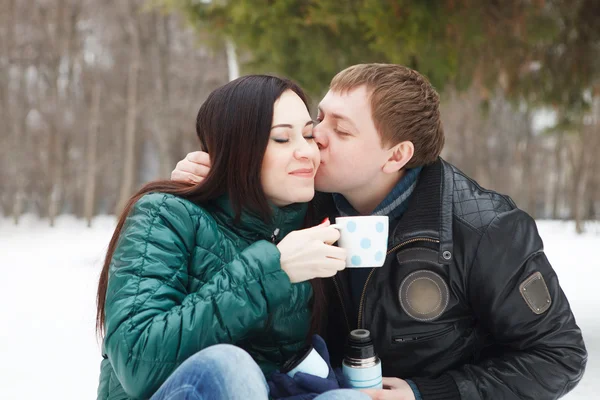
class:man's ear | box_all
[383,141,414,173]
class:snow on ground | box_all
[0,215,598,399]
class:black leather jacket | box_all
[315,158,587,400]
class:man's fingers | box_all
[186,163,210,179]
[171,170,203,184]
[175,158,210,177]
[382,377,403,389]
[186,151,211,166]
[358,389,380,399]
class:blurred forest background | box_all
[1,0,598,232]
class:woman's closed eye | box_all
[303,127,315,140]
[273,135,315,143]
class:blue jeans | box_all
[151,344,370,400]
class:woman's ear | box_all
[382,141,414,173]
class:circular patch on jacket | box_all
[399,270,449,321]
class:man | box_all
[172,64,587,399]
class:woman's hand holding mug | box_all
[171,151,346,282]
[277,219,347,283]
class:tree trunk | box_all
[115,15,141,215]
[84,83,101,227]
[225,38,239,82]
[587,171,599,220]
[47,112,65,227]
[153,13,174,179]
[586,140,599,221]
[46,0,67,227]
[61,2,82,217]
[11,67,29,225]
[521,111,537,218]
[5,0,25,224]
[587,95,600,220]
[568,137,586,234]
[551,132,564,219]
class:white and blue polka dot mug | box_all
[331,216,389,268]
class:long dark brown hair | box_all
[96,75,326,338]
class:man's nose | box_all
[314,125,328,149]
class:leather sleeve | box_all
[443,209,587,399]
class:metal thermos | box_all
[342,329,383,389]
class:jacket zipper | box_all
[356,237,440,329]
[270,228,280,243]
[392,325,454,343]
[332,277,352,333]
[265,228,281,331]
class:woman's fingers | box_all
[316,259,346,277]
[323,245,347,261]
[310,226,341,245]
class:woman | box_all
[96,75,366,400]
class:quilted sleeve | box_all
[103,193,292,399]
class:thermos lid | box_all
[281,345,313,374]
[345,329,377,360]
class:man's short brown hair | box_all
[330,63,444,168]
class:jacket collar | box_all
[311,158,455,264]
[331,166,422,220]
[209,195,308,243]
[391,157,454,264]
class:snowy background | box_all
[0,216,598,399]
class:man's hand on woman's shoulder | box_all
[171,151,211,184]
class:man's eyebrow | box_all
[318,106,357,129]
[271,120,314,130]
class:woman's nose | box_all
[294,140,319,161]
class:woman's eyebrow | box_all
[270,124,292,130]
[271,120,314,130]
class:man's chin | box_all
[314,176,337,193]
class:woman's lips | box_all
[289,168,314,178]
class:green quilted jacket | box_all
[97,193,313,399]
